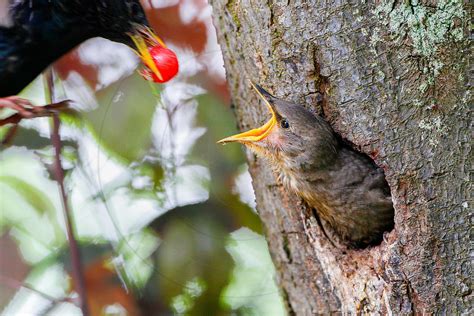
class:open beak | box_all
[130,26,166,81]
[218,83,278,144]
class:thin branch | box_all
[0,100,70,126]
[1,124,18,146]
[44,69,90,316]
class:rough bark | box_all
[210,0,472,314]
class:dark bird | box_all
[0,0,163,97]
[218,84,394,247]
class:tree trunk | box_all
[210,0,471,314]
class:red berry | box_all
[148,45,179,83]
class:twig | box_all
[0,100,70,126]
[1,124,18,146]
[44,69,90,316]
[0,99,71,147]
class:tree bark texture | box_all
[210,0,471,314]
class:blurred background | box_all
[0,1,285,315]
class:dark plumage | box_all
[0,0,148,97]
[219,84,394,247]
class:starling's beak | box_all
[218,83,279,144]
[130,25,165,81]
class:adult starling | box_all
[0,0,162,97]
[219,84,394,247]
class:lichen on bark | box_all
[373,0,466,88]
[374,0,465,55]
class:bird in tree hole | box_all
[0,0,178,122]
[218,83,394,247]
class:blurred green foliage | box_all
[0,70,285,315]
[84,74,157,162]
[0,175,55,216]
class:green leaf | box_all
[192,94,247,197]
[0,175,56,215]
[84,73,158,162]
[195,93,246,167]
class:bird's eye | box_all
[280,119,290,129]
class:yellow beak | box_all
[218,83,278,144]
[130,26,166,81]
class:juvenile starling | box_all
[218,84,394,247]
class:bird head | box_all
[98,1,178,82]
[127,23,180,83]
[93,0,150,43]
[218,83,339,171]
